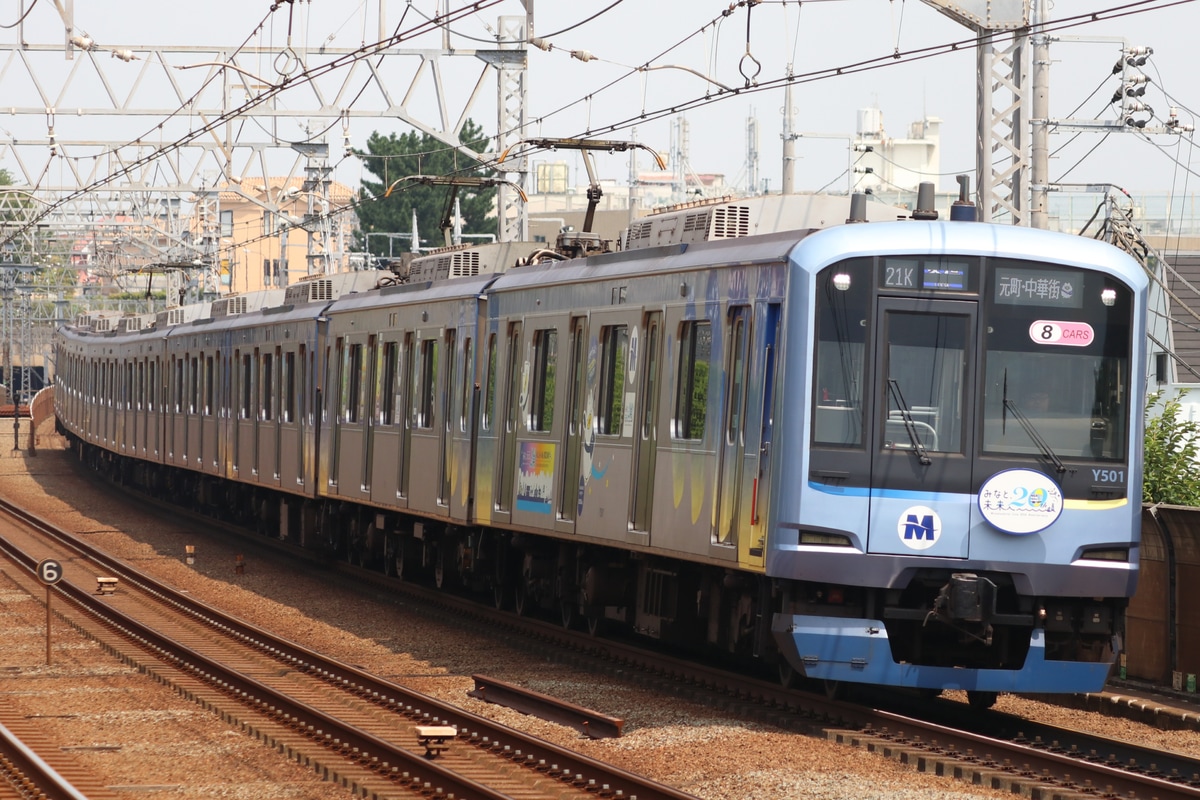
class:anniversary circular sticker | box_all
[978,468,1064,535]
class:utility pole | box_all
[781,71,796,195]
[1030,0,1051,229]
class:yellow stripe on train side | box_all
[1063,498,1129,510]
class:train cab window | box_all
[982,263,1133,461]
[812,261,871,447]
[673,320,712,441]
[415,338,437,429]
[598,324,629,436]
[530,328,557,432]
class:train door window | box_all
[883,312,967,454]
[378,341,397,425]
[146,361,155,412]
[415,338,437,429]
[460,336,473,432]
[598,324,629,436]
[342,343,361,424]
[530,328,557,432]
[673,320,712,440]
[187,357,197,414]
[174,358,184,413]
[262,352,275,422]
[240,353,253,419]
[444,329,458,433]
[282,351,296,423]
[204,356,214,416]
[725,308,750,446]
[126,363,134,410]
[482,333,497,431]
[642,316,662,441]
[136,361,145,411]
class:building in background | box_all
[217,178,358,295]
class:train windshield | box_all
[981,260,1132,461]
[811,255,1134,467]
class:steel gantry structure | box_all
[0,0,532,393]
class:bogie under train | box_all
[55,193,1147,702]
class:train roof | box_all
[790,219,1149,288]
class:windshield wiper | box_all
[886,378,932,465]
[1003,399,1067,474]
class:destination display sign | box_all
[880,259,972,292]
[994,267,1083,308]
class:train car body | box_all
[55,194,1147,700]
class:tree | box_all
[1143,390,1200,506]
[355,121,495,254]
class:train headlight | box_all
[833,273,851,291]
[1101,288,1117,306]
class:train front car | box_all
[772,221,1147,701]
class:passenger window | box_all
[598,325,628,436]
[530,328,557,432]
[673,320,712,440]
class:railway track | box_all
[25,464,1200,800]
[0,709,114,800]
[0,494,699,800]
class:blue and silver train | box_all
[55,192,1147,706]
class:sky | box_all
[1,0,1196,203]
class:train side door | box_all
[630,310,663,534]
[715,306,752,550]
[494,321,522,519]
[362,334,378,496]
[737,301,780,568]
[557,315,588,530]
[867,298,977,557]
[439,328,457,508]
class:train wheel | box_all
[514,581,529,617]
[433,546,447,589]
[823,680,845,700]
[585,611,602,637]
[392,538,406,580]
[492,559,508,610]
[777,660,800,689]
[383,536,398,577]
[560,601,577,630]
[966,691,998,710]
